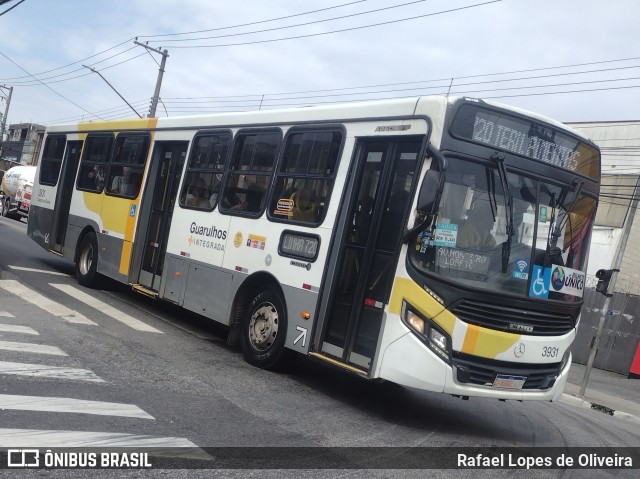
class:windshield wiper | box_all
[490,152,514,273]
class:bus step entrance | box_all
[131,284,159,298]
[308,352,369,378]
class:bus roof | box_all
[43,95,591,144]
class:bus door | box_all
[320,137,423,370]
[51,140,83,254]
[132,141,188,292]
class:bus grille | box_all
[452,352,561,390]
[451,299,574,336]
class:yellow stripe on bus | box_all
[388,277,455,335]
[77,118,158,131]
[460,325,521,358]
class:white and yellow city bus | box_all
[28,96,601,401]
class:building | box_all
[565,121,640,375]
[0,122,45,168]
[567,121,640,294]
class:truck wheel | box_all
[240,287,292,370]
[76,232,103,288]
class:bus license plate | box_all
[493,374,526,389]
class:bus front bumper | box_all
[378,330,570,402]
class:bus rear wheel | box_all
[76,232,103,288]
[241,288,292,370]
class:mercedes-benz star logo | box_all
[514,342,526,358]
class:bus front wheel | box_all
[241,288,292,370]
[76,232,103,288]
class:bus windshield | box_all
[409,158,597,302]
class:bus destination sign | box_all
[450,104,599,178]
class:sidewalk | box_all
[562,361,640,423]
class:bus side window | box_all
[179,132,230,211]
[267,129,343,226]
[220,130,281,217]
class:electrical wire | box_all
[165,1,504,49]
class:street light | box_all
[82,65,142,119]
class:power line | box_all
[166,0,504,49]
[0,0,26,17]
[0,50,103,120]
[138,0,372,39]
[0,39,135,82]
[149,0,434,44]
[8,50,146,87]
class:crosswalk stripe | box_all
[0,340,67,356]
[0,394,154,419]
[0,361,104,382]
[8,265,68,276]
[0,324,39,335]
[50,284,163,333]
[0,280,96,325]
[0,312,15,318]
[0,429,202,450]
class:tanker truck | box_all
[1,165,36,220]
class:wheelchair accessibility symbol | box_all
[529,265,550,299]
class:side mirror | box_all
[416,169,443,215]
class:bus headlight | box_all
[406,310,425,334]
[429,328,447,352]
[401,301,451,363]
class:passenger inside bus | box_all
[111,167,133,196]
[457,198,496,248]
[185,178,209,207]
[290,188,317,222]
[221,188,242,209]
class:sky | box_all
[1,0,640,127]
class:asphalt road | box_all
[0,216,638,478]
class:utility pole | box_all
[133,41,169,118]
[579,175,640,395]
[82,65,142,118]
[0,84,13,157]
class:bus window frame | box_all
[39,134,68,187]
[104,132,151,200]
[75,133,115,194]
[218,128,283,219]
[178,129,232,212]
[266,125,345,228]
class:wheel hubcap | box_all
[248,302,279,351]
[79,243,94,276]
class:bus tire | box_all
[76,232,103,288]
[241,287,292,370]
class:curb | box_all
[560,393,640,424]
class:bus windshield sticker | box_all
[512,258,529,280]
[550,264,586,298]
[435,247,490,275]
[539,205,548,223]
[417,229,434,253]
[274,198,294,217]
[529,265,550,298]
[433,223,458,247]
